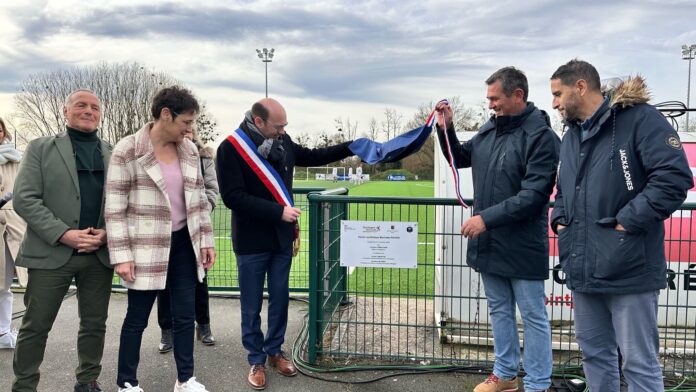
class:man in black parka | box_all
[436,67,559,392]
[550,59,693,392]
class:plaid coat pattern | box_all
[105,123,214,290]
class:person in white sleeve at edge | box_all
[0,116,27,350]
[105,86,215,392]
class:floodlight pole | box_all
[683,44,696,131]
[256,48,275,97]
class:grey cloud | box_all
[7,0,696,107]
[0,48,73,94]
[18,3,382,43]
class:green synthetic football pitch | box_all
[204,180,438,297]
[289,179,435,198]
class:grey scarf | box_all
[244,111,278,159]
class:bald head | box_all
[252,97,288,139]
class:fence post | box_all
[338,200,349,304]
[307,194,321,364]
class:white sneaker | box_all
[174,377,208,392]
[0,329,17,349]
[118,382,144,392]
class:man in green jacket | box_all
[12,89,113,392]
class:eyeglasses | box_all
[264,119,287,131]
[170,109,195,127]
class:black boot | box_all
[74,381,103,392]
[159,328,173,353]
[196,323,215,346]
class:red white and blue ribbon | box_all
[436,99,469,209]
[424,107,437,130]
[226,128,294,207]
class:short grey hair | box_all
[64,89,100,108]
[485,66,529,101]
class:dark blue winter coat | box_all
[437,103,560,280]
[551,77,693,294]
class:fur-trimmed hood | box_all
[603,75,651,109]
[565,76,654,174]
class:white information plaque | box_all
[340,220,418,268]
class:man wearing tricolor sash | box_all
[216,98,354,390]
[436,67,559,392]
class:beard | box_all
[561,93,582,122]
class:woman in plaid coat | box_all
[105,87,215,392]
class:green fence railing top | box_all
[307,187,350,197]
[305,195,696,211]
[294,187,327,194]
[307,194,473,206]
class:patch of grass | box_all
[191,180,438,296]
[293,179,357,190]
[348,180,434,198]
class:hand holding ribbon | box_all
[435,100,469,209]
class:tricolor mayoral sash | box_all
[226,128,301,256]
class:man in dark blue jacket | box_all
[550,59,693,392]
[436,67,559,392]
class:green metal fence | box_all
[113,187,324,292]
[207,187,325,292]
[304,194,696,377]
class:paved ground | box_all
[0,290,490,392]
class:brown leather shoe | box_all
[247,364,266,390]
[268,351,297,377]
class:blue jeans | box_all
[117,228,197,387]
[481,273,552,391]
[573,290,663,392]
[236,246,292,365]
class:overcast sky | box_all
[1,0,695,144]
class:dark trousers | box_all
[12,254,113,392]
[157,272,210,329]
[116,228,198,387]
[236,245,292,365]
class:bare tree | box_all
[195,107,218,144]
[677,117,696,133]
[550,111,566,134]
[293,132,313,147]
[334,116,358,141]
[405,96,481,132]
[381,108,403,141]
[11,62,218,146]
[367,117,380,141]
[397,96,486,180]
[309,130,328,148]
[312,129,344,148]
[401,136,435,179]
